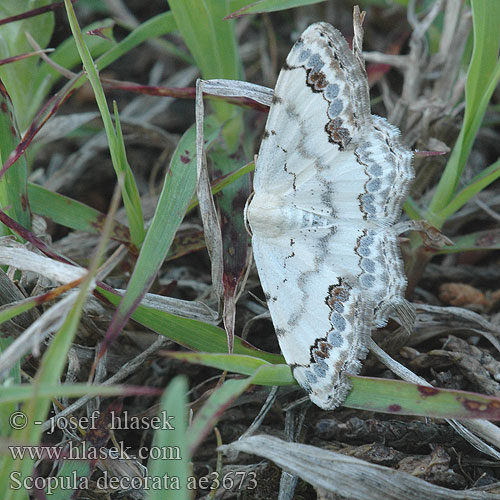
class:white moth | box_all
[244,22,415,409]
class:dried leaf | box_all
[219,435,498,500]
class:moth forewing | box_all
[246,22,414,409]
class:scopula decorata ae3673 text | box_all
[244,22,415,410]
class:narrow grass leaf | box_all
[0,383,159,404]
[185,161,255,214]
[170,0,243,152]
[403,196,424,220]
[32,20,114,116]
[161,353,500,420]
[98,286,285,364]
[0,12,178,182]
[0,287,94,500]
[165,351,294,385]
[64,0,145,246]
[438,147,500,222]
[0,337,20,440]
[100,118,221,354]
[42,457,91,499]
[0,82,30,236]
[42,401,126,498]
[0,279,84,328]
[0,148,119,499]
[147,376,190,500]
[166,352,270,374]
[226,0,326,18]
[345,376,500,420]
[169,0,242,113]
[0,0,54,130]
[188,377,255,454]
[427,0,500,224]
[433,228,500,254]
[247,363,294,385]
[28,183,131,243]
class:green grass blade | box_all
[437,156,500,221]
[0,292,94,499]
[0,151,117,498]
[0,83,30,236]
[166,352,500,420]
[186,161,255,212]
[403,196,424,220]
[28,183,130,242]
[433,228,500,254]
[427,0,500,226]
[0,0,54,130]
[46,11,179,103]
[166,351,294,385]
[188,377,255,454]
[169,0,243,149]
[112,101,144,243]
[32,20,114,116]
[95,12,177,71]
[167,352,271,375]
[169,0,242,83]
[98,286,284,364]
[0,336,20,440]
[0,383,156,404]
[100,118,221,350]
[146,376,190,500]
[345,377,500,420]
[64,0,145,246]
[41,453,91,499]
[227,0,326,18]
